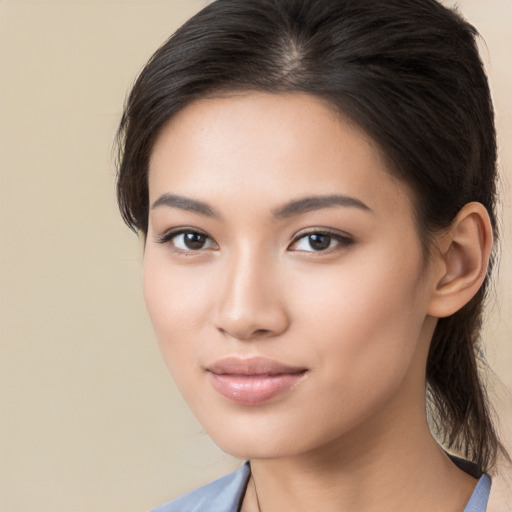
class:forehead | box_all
[148,92,412,217]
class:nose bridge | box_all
[215,243,288,340]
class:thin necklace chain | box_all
[252,476,262,512]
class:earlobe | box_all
[427,202,493,318]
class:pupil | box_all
[309,234,330,250]
[184,232,206,249]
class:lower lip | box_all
[209,372,306,405]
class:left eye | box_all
[290,232,352,252]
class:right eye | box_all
[157,229,217,252]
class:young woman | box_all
[116,0,507,510]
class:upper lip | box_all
[207,356,307,376]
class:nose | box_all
[213,249,290,341]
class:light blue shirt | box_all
[151,462,491,512]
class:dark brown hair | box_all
[116,0,505,471]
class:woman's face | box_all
[144,92,439,460]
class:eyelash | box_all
[155,228,354,254]
[289,229,354,253]
[156,228,217,254]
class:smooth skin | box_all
[144,92,493,512]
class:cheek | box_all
[289,244,427,382]
[142,251,214,373]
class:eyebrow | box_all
[272,194,371,218]
[151,193,220,218]
[151,193,371,219]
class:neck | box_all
[244,402,477,512]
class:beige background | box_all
[0,1,510,511]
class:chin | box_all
[215,438,296,461]
[202,418,320,461]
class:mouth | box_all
[206,356,308,405]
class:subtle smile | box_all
[207,357,308,406]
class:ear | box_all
[427,202,493,318]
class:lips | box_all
[207,357,307,405]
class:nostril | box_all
[253,329,272,338]
[217,326,275,341]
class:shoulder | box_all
[151,463,251,512]
[448,454,491,512]
[463,474,491,512]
